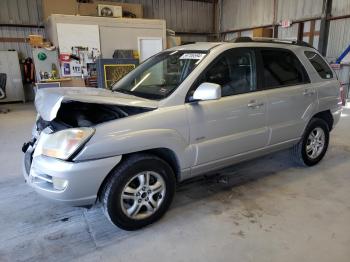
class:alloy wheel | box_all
[306,127,325,159]
[120,171,166,220]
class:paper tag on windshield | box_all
[180,53,206,60]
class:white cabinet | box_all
[46,14,166,59]
[0,51,24,103]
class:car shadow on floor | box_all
[174,142,349,207]
[175,149,301,204]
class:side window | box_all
[305,51,333,79]
[202,49,256,97]
[203,56,230,87]
[261,49,310,89]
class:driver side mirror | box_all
[192,82,221,101]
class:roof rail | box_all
[230,37,314,49]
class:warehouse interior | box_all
[0,0,350,261]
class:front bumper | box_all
[23,152,122,206]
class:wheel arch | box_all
[141,148,181,180]
[96,147,181,203]
[296,109,333,147]
[312,110,334,131]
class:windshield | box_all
[112,50,208,100]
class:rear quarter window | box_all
[304,51,333,79]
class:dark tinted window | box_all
[305,51,333,79]
[202,49,256,97]
[261,49,310,89]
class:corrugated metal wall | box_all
[221,0,324,33]
[0,0,215,33]
[221,0,274,32]
[328,1,350,92]
[0,27,45,59]
[276,0,323,21]
[122,0,214,33]
[0,0,44,58]
[275,0,324,43]
[327,18,350,60]
[326,0,350,61]
[220,0,349,60]
[331,0,350,16]
[0,0,43,25]
[277,23,298,39]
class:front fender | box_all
[74,129,194,170]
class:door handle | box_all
[247,100,264,108]
[303,89,316,96]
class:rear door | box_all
[304,51,342,108]
[257,48,317,145]
[186,48,269,167]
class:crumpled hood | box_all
[35,87,159,121]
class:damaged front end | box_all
[33,86,157,130]
[22,88,156,205]
[35,101,153,132]
[23,87,157,173]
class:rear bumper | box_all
[23,153,122,206]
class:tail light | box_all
[339,82,346,106]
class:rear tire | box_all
[292,118,329,166]
[100,153,176,230]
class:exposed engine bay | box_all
[36,101,153,132]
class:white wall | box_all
[100,26,164,58]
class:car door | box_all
[186,48,269,168]
[258,48,317,145]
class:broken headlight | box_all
[38,127,95,160]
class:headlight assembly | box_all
[36,127,95,160]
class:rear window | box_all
[305,51,333,79]
[261,49,310,89]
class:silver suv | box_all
[23,38,343,230]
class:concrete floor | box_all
[0,103,350,262]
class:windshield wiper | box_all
[113,89,138,97]
[115,89,148,99]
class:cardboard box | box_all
[42,0,77,21]
[43,0,143,21]
[253,28,273,38]
[167,36,181,48]
[28,35,44,47]
[77,3,98,17]
[60,78,86,87]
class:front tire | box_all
[292,118,329,166]
[100,153,176,230]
